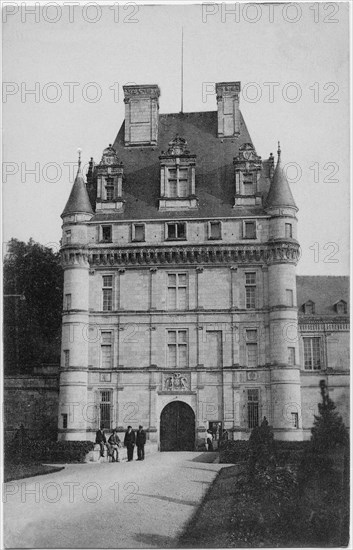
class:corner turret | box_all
[265,143,297,210]
[61,150,94,219]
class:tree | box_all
[3,238,63,373]
[311,379,349,452]
[248,416,276,477]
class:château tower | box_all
[58,81,305,446]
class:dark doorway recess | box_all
[160,401,195,451]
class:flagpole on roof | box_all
[181,26,184,113]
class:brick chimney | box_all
[216,81,241,138]
[123,84,160,146]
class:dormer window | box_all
[159,135,197,211]
[105,177,114,201]
[96,145,124,212]
[303,300,315,315]
[233,143,262,207]
[335,300,347,315]
[167,167,189,197]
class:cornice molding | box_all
[73,242,301,267]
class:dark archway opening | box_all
[160,401,195,451]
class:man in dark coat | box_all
[108,428,121,462]
[95,427,107,457]
[124,426,136,461]
[136,425,146,461]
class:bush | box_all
[219,440,248,464]
[275,441,310,467]
[220,438,310,466]
[248,419,276,477]
[6,431,95,464]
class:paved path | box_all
[3,452,230,548]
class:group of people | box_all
[95,425,146,462]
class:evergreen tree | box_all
[311,379,349,452]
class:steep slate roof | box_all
[296,276,349,316]
[265,148,297,209]
[62,164,93,217]
[91,110,272,221]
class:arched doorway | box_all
[160,401,195,451]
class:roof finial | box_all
[277,141,281,158]
[77,147,82,168]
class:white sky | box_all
[2,1,351,275]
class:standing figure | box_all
[95,427,107,458]
[136,425,146,461]
[108,428,121,462]
[124,425,136,462]
[220,429,229,449]
[206,430,214,451]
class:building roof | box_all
[296,276,349,316]
[265,146,297,210]
[90,110,273,222]
[62,163,93,217]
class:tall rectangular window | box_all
[246,329,258,368]
[102,275,113,311]
[132,223,145,242]
[65,230,71,244]
[167,330,188,368]
[286,289,294,307]
[285,223,292,238]
[247,389,259,429]
[105,185,114,201]
[167,167,189,197]
[288,347,295,365]
[244,221,256,239]
[208,221,222,240]
[65,294,72,310]
[246,343,258,368]
[245,272,256,309]
[167,273,187,310]
[243,178,253,195]
[101,331,112,368]
[291,412,299,428]
[64,350,70,367]
[100,391,112,430]
[62,414,68,429]
[303,337,321,370]
[101,226,112,243]
[166,222,186,240]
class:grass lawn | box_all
[178,463,349,548]
[4,463,65,483]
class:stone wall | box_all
[4,366,59,444]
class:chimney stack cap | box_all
[123,84,160,99]
[216,82,241,95]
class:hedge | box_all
[220,439,310,465]
[6,439,95,464]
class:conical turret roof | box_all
[265,144,297,210]
[61,154,93,217]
